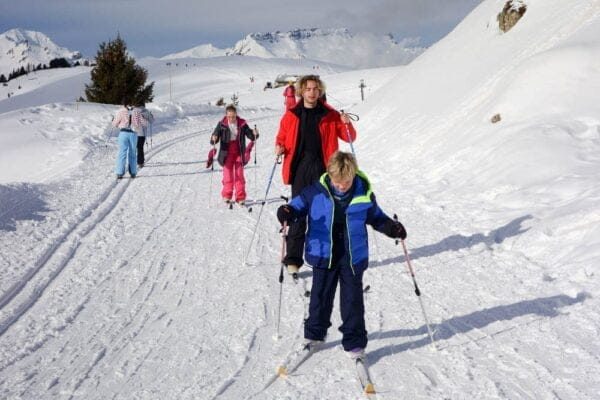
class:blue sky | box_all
[0,0,483,57]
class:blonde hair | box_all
[296,75,326,97]
[327,151,358,180]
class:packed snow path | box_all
[0,109,596,399]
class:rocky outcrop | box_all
[498,1,527,33]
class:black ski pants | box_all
[304,265,367,351]
[284,157,325,267]
[137,136,146,165]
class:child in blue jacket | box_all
[277,151,406,359]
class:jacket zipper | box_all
[327,194,335,270]
[346,215,356,276]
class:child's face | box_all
[226,110,237,123]
[330,175,354,193]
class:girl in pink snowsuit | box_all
[210,105,258,204]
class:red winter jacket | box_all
[275,100,357,184]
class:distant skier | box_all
[135,102,154,169]
[210,104,259,205]
[274,74,356,275]
[276,151,407,359]
[283,80,296,110]
[112,98,146,179]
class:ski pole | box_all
[104,120,114,148]
[394,214,436,349]
[208,145,215,208]
[243,154,282,265]
[254,125,258,165]
[254,124,258,199]
[274,221,288,340]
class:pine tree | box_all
[85,35,154,105]
[0,74,6,83]
[49,58,71,69]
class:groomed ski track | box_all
[0,107,595,399]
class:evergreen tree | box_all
[49,58,71,69]
[85,35,154,105]
[0,74,6,83]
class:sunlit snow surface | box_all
[1,1,600,398]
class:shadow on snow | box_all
[0,183,51,232]
[369,215,533,269]
[322,291,589,365]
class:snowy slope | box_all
[162,44,227,59]
[163,28,424,69]
[1,0,600,399]
[0,66,91,115]
[0,28,82,78]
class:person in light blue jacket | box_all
[277,151,407,359]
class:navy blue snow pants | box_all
[304,265,368,351]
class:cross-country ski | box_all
[355,357,377,398]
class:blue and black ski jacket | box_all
[288,170,393,275]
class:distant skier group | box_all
[111,74,408,369]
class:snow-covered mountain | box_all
[0,28,83,77]
[162,43,227,60]
[163,28,425,69]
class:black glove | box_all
[383,219,407,240]
[277,205,295,224]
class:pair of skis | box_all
[263,341,377,398]
[224,195,288,211]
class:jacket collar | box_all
[221,116,247,128]
[291,98,333,117]
[319,170,372,200]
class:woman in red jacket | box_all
[275,75,357,274]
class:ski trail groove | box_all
[0,127,209,338]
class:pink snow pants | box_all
[221,142,246,202]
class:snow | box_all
[1,0,600,398]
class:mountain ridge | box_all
[0,28,83,77]
[162,27,425,68]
